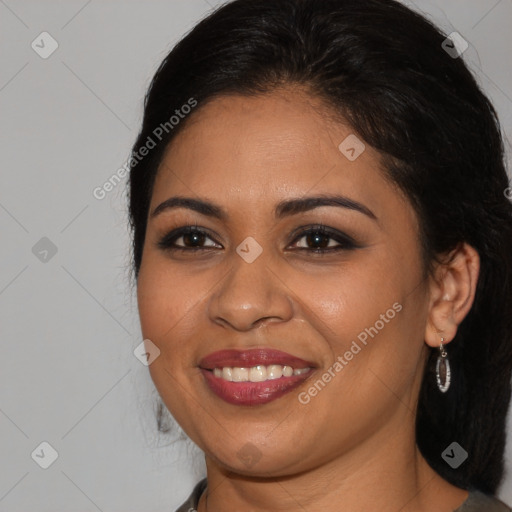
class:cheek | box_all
[137,256,210,343]
[137,246,411,351]
[293,267,423,416]
[291,254,424,390]
[288,258,401,344]
[136,260,207,419]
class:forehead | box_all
[151,87,404,218]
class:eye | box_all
[289,225,358,253]
[157,225,221,251]
[157,224,359,254]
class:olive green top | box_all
[174,479,512,511]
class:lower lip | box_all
[200,369,313,406]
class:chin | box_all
[206,442,308,478]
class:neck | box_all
[197,410,468,512]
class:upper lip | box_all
[199,348,316,370]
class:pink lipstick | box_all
[199,348,315,406]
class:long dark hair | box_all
[128,0,512,494]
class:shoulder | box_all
[174,479,207,512]
[172,481,512,512]
[455,489,512,512]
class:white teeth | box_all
[282,365,293,377]
[211,364,311,382]
[231,367,249,382]
[267,365,282,380]
[249,365,267,382]
[222,367,233,381]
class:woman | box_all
[129,0,512,510]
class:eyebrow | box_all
[150,194,377,222]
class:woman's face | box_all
[137,87,431,476]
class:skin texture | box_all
[136,86,480,512]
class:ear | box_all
[424,242,480,348]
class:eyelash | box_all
[157,224,359,254]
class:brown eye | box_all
[299,231,336,249]
[180,231,207,248]
[290,225,358,253]
[158,226,220,251]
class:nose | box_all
[207,250,294,331]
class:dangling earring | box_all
[436,337,451,393]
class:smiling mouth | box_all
[201,367,314,405]
[210,364,311,382]
[198,348,316,406]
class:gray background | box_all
[1,0,511,510]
